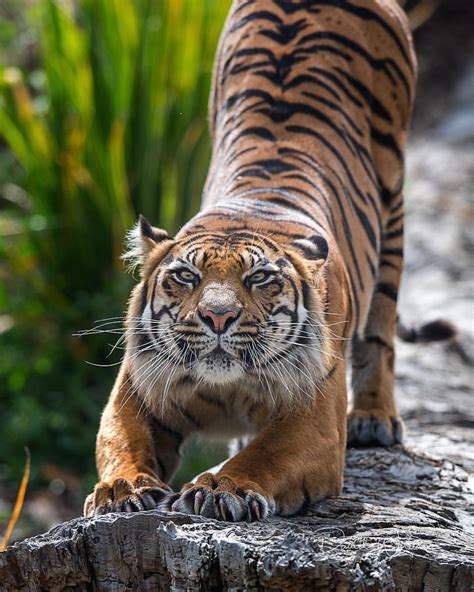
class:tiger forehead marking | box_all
[166,238,272,276]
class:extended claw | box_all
[219,498,229,520]
[194,490,205,514]
[250,498,261,521]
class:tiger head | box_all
[124,215,334,408]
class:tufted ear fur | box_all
[290,234,329,268]
[122,214,173,273]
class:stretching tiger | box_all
[84,0,438,520]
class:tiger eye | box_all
[250,271,267,283]
[178,270,196,282]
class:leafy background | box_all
[0,0,230,540]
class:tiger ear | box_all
[290,234,329,267]
[122,214,173,273]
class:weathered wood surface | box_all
[1,437,473,591]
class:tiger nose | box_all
[199,308,239,334]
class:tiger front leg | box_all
[348,331,402,447]
[348,202,404,447]
[166,362,347,521]
[84,366,183,516]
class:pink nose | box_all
[200,309,238,334]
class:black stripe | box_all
[286,125,379,253]
[223,46,276,79]
[351,199,378,252]
[278,146,365,294]
[259,20,309,46]
[239,168,271,180]
[172,402,202,430]
[139,280,149,315]
[381,247,403,257]
[308,66,363,108]
[334,67,392,123]
[380,258,399,271]
[370,127,402,160]
[225,145,257,166]
[310,0,413,72]
[376,282,398,302]
[230,10,283,34]
[365,335,394,351]
[318,361,339,385]
[300,278,312,312]
[384,227,403,240]
[285,73,341,100]
[298,31,410,96]
[389,199,403,213]
[196,391,226,410]
[261,194,319,222]
[365,253,377,278]
[282,174,336,229]
[301,90,364,136]
[254,158,299,174]
[150,417,184,446]
[256,98,361,160]
[231,126,276,143]
[285,124,375,203]
[386,212,404,229]
[231,231,280,252]
[278,184,329,216]
[273,0,320,15]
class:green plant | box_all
[1,0,230,295]
[0,0,230,490]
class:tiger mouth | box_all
[202,345,238,362]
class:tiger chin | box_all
[84,0,417,522]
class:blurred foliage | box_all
[0,0,230,495]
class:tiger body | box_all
[203,0,414,334]
[85,0,416,520]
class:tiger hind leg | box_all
[348,202,404,447]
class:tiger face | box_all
[126,216,332,407]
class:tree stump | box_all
[1,436,472,591]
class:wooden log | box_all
[1,437,472,591]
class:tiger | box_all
[84,0,452,521]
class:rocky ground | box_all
[396,4,474,475]
[1,440,472,590]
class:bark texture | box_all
[1,438,473,591]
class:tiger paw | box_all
[162,472,274,522]
[84,473,172,516]
[347,409,403,447]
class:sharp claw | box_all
[251,499,261,521]
[194,490,204,514]
[219,499,229,521]
[171,499,180,512]
[123,501,135,513]
[140,492,157,510]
